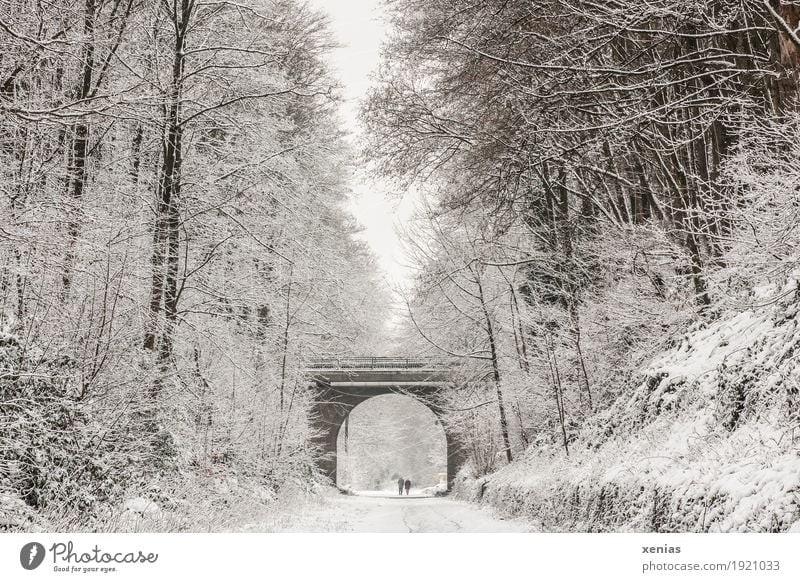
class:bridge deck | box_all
[305,357,452,388]
[305,356,452,371]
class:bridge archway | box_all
[307,358,466,491]
[336,394,446,491]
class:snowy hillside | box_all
[456,279,800,532]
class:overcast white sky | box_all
[307,0,416,293]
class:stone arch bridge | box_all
[306,357,466,491]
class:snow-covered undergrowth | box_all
[456,280,800,532]
[9,471,328,533]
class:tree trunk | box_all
[130,123,143,184]
[144,1,190,356]
[62,0,97,293]
[768,1,800,109]
[473,264,513,463]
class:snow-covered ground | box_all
[247,491,536,532]
[352,489,436,498]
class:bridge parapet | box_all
[306,356,453,371]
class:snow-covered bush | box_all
[0,330,122,522]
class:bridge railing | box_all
[305,356,452,370]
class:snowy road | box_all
[271,492,535,533]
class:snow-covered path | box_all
[270,492,536,533]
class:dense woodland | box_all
[363,0,800,478]
[1,0,388,528]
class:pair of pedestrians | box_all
[397,477,411,495]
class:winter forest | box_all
[2,0,800,533]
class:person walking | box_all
[404,478,411,495]
[397,477,404,496]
